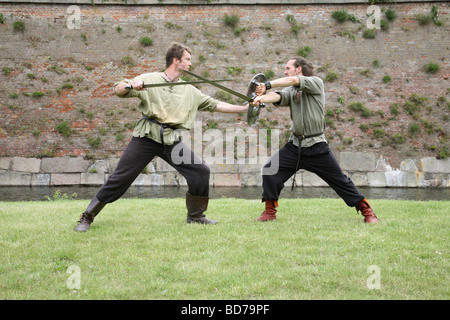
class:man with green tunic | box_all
[251,57,378,224]
[75,42,247,232]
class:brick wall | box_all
[0,1,449,173]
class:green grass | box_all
[0,198,448,300]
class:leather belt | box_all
[291,132,324,191]
[142,116,178,154]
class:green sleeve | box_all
[298,76,323,95]
[113,75,147,99]
[272,88,291,107]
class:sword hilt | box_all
[124,82,145,90]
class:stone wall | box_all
[0,1,449,188]
[1,153,449,187]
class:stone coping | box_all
[0,0,437,5]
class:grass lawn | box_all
[0,197,448,300]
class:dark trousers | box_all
[96,137,210,203]
[262,142,364,207]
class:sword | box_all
[124,79,231,90]
[183,69,253,103]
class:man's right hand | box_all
[250,96,264,106]
[255,83,266,96]
[127,80,144,90]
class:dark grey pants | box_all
[262,142,364,207]
[96,137,210,203]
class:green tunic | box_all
[114,72,218,145]
[274,75,327,147]
[274,75,327,148]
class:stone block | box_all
[375,156,390,172]
[12,157,41,173]
[302,171,328,187]
[241,173,262,187]
[421,157,450,173]
[405,172,418,187]
[161,172,187,186]
[0,171,31,186]
[213,173,242,187]
[350,173,368,187]
[415,171,430,187]
[385,170,407,187]
[42,158,91,173]
[153,157,177,172]
[209,163,240,173]
[31,173,50,186]
[0,157,12,170]
[367,172,387,187]
[400,159,418,172]
[132,173,161,186]
[88,160,109,174]
[108,157,120,173]
[341,152,376,172]
[238,163,262,173]
[50,173,81,185]
[80,173,106,185]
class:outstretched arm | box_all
[114,80,144,97]
[256,76,300,96]
[251,92,281,106]
[215,101,248,113]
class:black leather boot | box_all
[186,192,218,224]
[74,196,106,232]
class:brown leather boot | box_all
[254,199,278,222]
[186,192,218,224]
[356,198,378,224]
[74,196,106,232]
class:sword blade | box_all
[143,79,230,88]
[183,70,252,102]
[125,79,231,90]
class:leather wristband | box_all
[264,81,271,90]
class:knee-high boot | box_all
[74,196,106,232]
[254,198,278,222]
[356,198,378,223]
[186,192,218,224]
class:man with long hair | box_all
[251,57,378,224]
[75,42,248,231]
